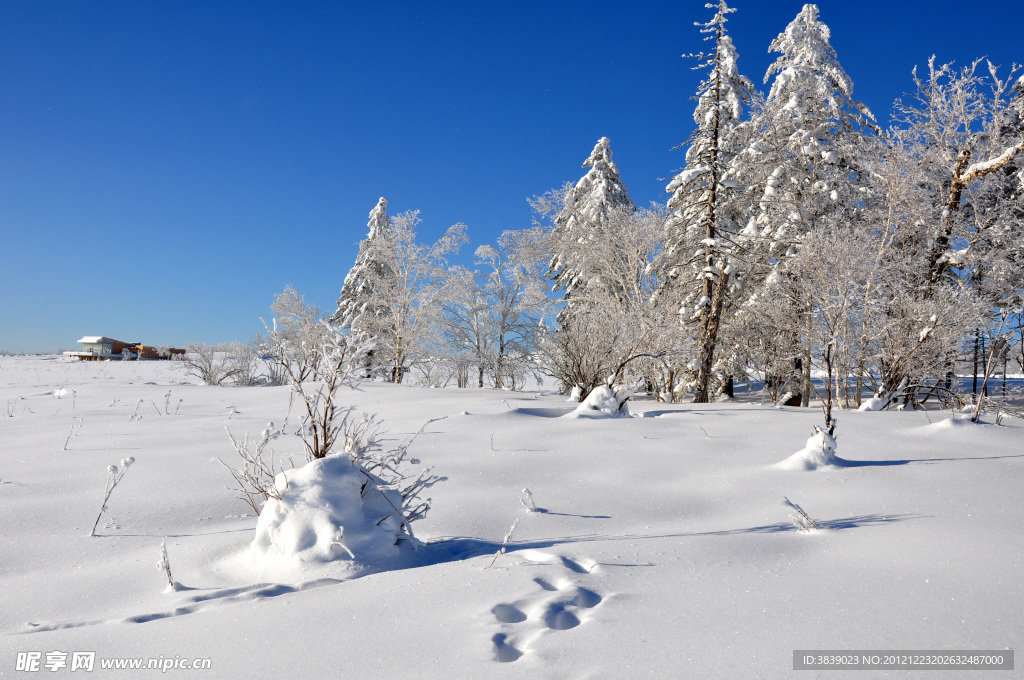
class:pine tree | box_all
[736,3,876,405]
[330,197,395,378]
[331,197,394,329]
[662,0,754,403]
[546,137,635,317]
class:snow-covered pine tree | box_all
[662,0,754,403]
[546,137,636,319]
[331,197,394,376]
[735,3,876,405]
[331,197,394,329]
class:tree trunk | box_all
[972,328,979,394]
[691,29,725,405]
[800,300,812,407]
[693,268,730,403]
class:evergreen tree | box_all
[331,197,395,377]
[331,197,393,329]
[546,137,635,317]
[662,0,754,403]
[736,3,876,405]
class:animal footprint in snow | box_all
[488,555,604,663]
[491,633,524,663]
[491,603,527,624]
[520,549,598,574]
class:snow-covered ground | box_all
[1,355,1021,678]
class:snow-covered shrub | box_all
[238,302,444,573]
[775,427,840,471]
[250,452,420,573]
[857,392,892,412]
[566,383,633,418]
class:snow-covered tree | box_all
[262,285,327,383]
[473,230,551,389]
[899,59,1024,298]
[851,58,1024,400]
[353,210,467,383]
[435,231,550,390]
[735,3,876,405]
[331,197,394,330]
[435,265,492,388]
[544,137,636,316]
[662,0,755,403]
[537,204,685,396]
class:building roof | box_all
[78,336,114,344]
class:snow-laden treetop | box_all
[567,137,634,229]
[765,3,874,126]
[367,196,389,239]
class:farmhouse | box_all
[64,336,185,361]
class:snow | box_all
[671,165,709,188]
[1,355,1022,678]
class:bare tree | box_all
[256,285,327,385]
[180,342,252,386]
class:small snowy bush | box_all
[566,384,633,418]
[775,427,840,471]
[250,453,419,573]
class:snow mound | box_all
[928,415,976,430]
[858,395,890,411]
[250,453,418,575]
[567,385,583,403]
[775,429,841,471]
[565,385,632,418]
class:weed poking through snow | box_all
[488,519,519,568]
[89,457,135,537]
[521,488,539,512]
[783,497,819,533]
[156,540,180,592]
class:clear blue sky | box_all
[2,1,1021,353]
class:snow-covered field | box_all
[1,355,1021,678]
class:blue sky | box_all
[2,1,1022,353]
